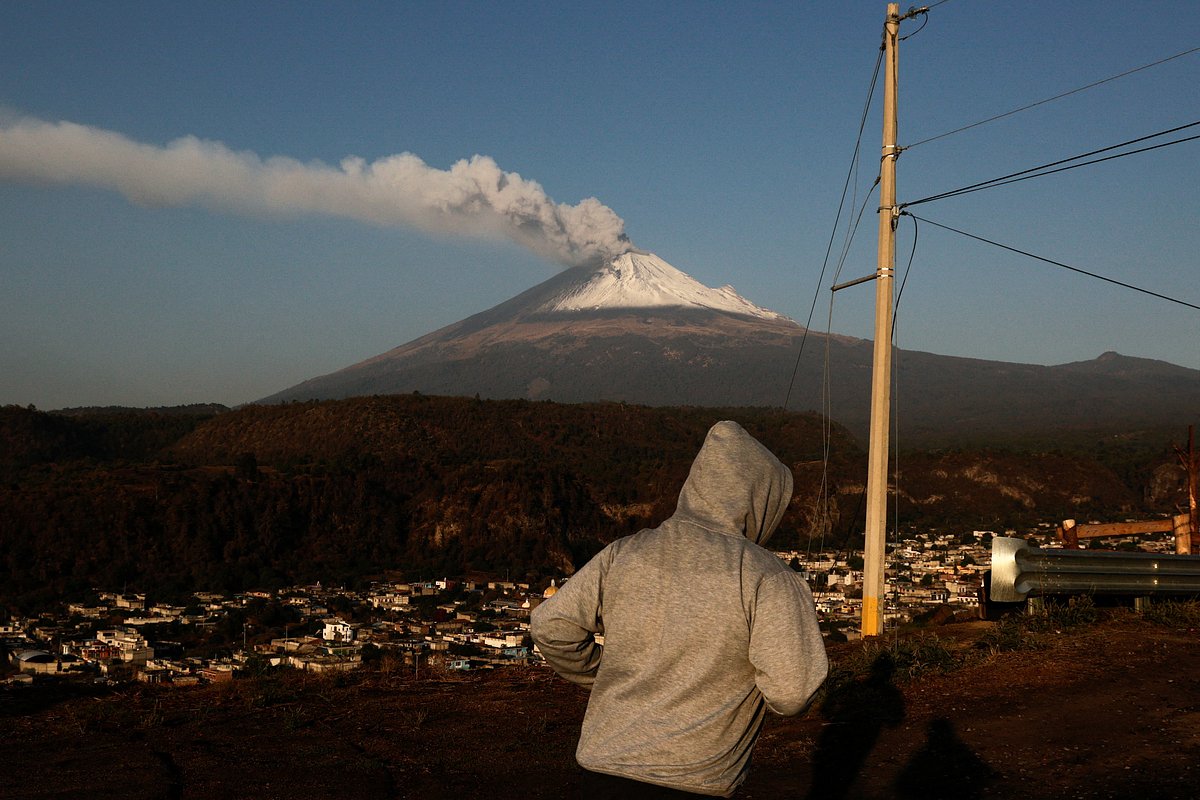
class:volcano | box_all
[258,252,1200,446]
[259,251,833,406]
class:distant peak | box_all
[538,251,788,321]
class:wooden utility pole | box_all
[1175,425,1199,554]
[1189,425,1198,547]
[862,3,901,637]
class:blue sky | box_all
[1,1,1197,409]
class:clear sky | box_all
[1,1,1197,409]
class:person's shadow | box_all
[807,653,906,799]
[894,717,996,799]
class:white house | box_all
[322,619,355,643]
[96,628,154,664]
[115,593,146,610]
[481,632,526,650]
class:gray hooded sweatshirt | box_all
[530,420,828,797]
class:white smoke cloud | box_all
[0,115,633,267]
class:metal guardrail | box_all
[990,536,1200,603]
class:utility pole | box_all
[1189,426,1198,549]
[862,3,901,637]
[1176,425,1198,554]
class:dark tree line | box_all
[0,397,1185,611]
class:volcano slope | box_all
[260,251,1200,447]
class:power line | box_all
[786,41,887,559]
[783,45,884,412]
[912,131,1200,205]
[902,120,1200,209]
[899,10,929,41]
[903,213,1200,311]
[899,0,960,41]
[933,131,1200,201]
[908,45,1200,149]
[893,213,920,338]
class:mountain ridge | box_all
[258,253,1200,446]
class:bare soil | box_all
[4,615,1199,799]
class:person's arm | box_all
[530,546,611,687]
[748,571,829,715]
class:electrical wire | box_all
[811,291,837,561]
[902,120,1200,209]
[792,41,886,562]
[883,3,940,635]
[887,215,922,634]
[809,5,1193,633]
[890,347,901,636]
[880,207,1200,600]
[893,213,920,338]
[807,178,881,559]
[802,0,950,604]
[903,213,1200,311]
[834,179,882,287]
[914,131,1200,203]
[899,10,929,41]
[783,45,884,413]
[806,179,881,560]
[908,45,1200,149]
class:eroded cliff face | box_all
[888,450,1143,526]
[404,461,602,576]
[1147,462,1189,506]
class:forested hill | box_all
[1,404,225,468]
[0,397,1185,611]
[169,396,842,475]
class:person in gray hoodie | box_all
[530,420,829,797]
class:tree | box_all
[235,452,259,480]
[360,642,382,664]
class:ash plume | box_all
[0,115,633,267]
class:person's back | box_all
[531,420,828,797]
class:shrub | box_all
[825,634,957,694]
[974,595,1101,654]
[1140,599,1200,629]
[975,617,1047,654]
[1022,596,1098,632]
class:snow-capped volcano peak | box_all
[537,251,788,321]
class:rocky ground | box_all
[4,609,1200,799]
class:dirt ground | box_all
[4,615,1200,799]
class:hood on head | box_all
[673,420,794,545]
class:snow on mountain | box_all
[537,251,789,321]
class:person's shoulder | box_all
[597,526,661,562]
[609,526,657,549]
[741,538,793,574]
